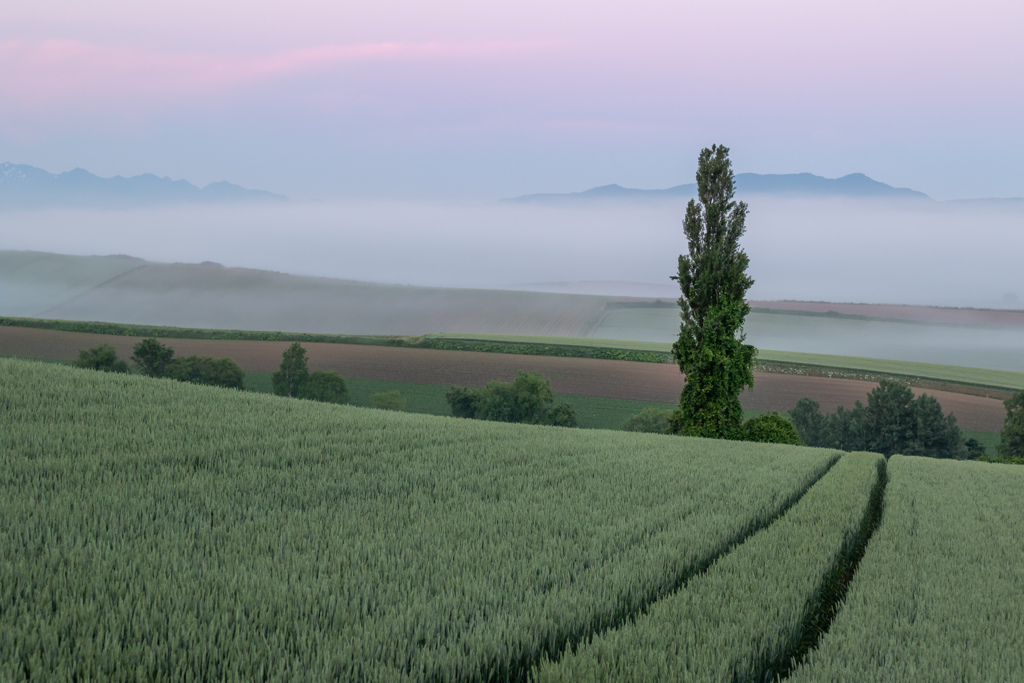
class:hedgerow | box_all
[0,358,835,681]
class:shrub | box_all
[371,390,406,411]
[541,401,578,428]
[298,371,349,404]
[743,412,802,445]
[623,408,674,434]
[444,386,479,419]
[73,344,129,373]
[166,356,245,389]
[445,371,576,427]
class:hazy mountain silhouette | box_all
[0,162,286,209]
[507,172,932,204]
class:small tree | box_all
[999,388,1024,459]
[789,397,825,446]
[131,338,175,377]
[670,145,756,440]
[272,342,309,397]
[299,371,349,404]
[907,394,966,459]
[822,402,869,452]
[476,371,555,424]
[865,378,916,456]
[372,390,406,411]
[73,344,129,373]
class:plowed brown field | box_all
[2,326,1007,432]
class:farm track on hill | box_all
[1,326,1008,431]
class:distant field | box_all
[4,250,1022,374]
[1,326,1008,431]
[2,251,609,337]
[428,332,1024,391]
[592,307,1024,373]
[0,250,145,316]
[247,371,680,431]
[749,300,1024,327]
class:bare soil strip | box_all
[2,326,1006,432]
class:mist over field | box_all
[2,196,1021,309]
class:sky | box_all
[2,0,1023,201]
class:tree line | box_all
[75,340,245,389]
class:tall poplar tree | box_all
[670,145,756,439]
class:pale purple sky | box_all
[2,0,1022,200]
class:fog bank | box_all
[2,196,1021,309]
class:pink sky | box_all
[2,0,1022,199]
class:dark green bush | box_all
[166,356,245,390]
[541,402,578,428]
[743,412,802,445]
[298,371,349,405]
[445,371,577,427]
[73,344,129,374]
[623,407,674,434]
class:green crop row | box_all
[0,359,836,681]
[535,451,884,682]
[789,455,1024,681]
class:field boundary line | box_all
[776,455,889,680]
[505,453,841,683]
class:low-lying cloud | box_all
[2,196,1021,309]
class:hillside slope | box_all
[1,358,836,680]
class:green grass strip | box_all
[535,451,885,682]
[788,455,1024,682]
[0,315,422,346]
[757,349,1024,391]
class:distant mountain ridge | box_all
[0,162,286,209]
[507,172,932,204]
